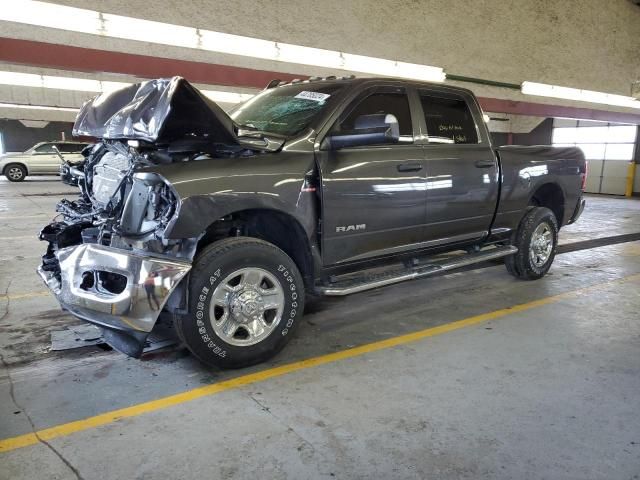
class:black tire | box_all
[4,163,27,182]
[175,237,305,368]
[505,207,558,280]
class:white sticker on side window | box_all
[294,91,330,102]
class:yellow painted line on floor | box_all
[0,272,639,454]
[0,291,50,301]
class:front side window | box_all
[420,92,479,144]
[34,143,56,153]
[230,83,346,136]
[338,91,413,140]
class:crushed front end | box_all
[38,141,193,356]
[37,76,271,356]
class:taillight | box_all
[580,161,588,191]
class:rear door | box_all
[317,85,427,265]
[417,89,499,243]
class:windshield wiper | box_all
[238,123,259,130]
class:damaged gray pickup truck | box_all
[38,76,586,368]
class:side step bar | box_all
[318,245,518,296]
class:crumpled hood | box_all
[73,77,239,145]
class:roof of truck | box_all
[266,75,477,97]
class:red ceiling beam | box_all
[0,37,638,124]
[0,37,303,89]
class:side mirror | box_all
[325,113,400,150]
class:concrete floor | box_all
[1,177,639,479]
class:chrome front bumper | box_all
[38,244,191,354]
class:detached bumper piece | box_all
[38,244,191,357]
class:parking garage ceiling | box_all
[0,0,639,123]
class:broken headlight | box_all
[118,172,178,238]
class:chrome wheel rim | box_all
[530,223,553,267]
[209,267,285,347]
[8,167,23,180]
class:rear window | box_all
[420,92,478,144]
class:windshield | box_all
[230,83,346,136]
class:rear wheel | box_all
[175,237,305,368]
[5,163,26,182]
[505,207,558,280]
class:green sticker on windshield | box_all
[294,91,331,102]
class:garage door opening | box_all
[552,119,638,195]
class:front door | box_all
[418,89,499,244]
[318,86,427,265]
[29,143,62,174]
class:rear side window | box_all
[420,92,478,144]
[57,143,85,153]
[340,92,413,138]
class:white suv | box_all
[0,141,89,182]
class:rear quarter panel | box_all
[494,145,585,230]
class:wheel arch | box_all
[3,161,28,176]
[529,182,565,226]
[197,208,316,290]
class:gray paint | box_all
[156,79,584,267]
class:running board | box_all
[318,245,518,296]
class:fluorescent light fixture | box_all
[0,71,254,103]
[1,1,446,82]
[522,81,640,109]
[0,102,79,112]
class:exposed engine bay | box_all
[39,75,288,287]
[40,141,195,291]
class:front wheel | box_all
[175,237,305,368]
[5,163,26,182]
[505,207,558,280]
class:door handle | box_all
[475,159,495,168]
[397,162,423,172]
